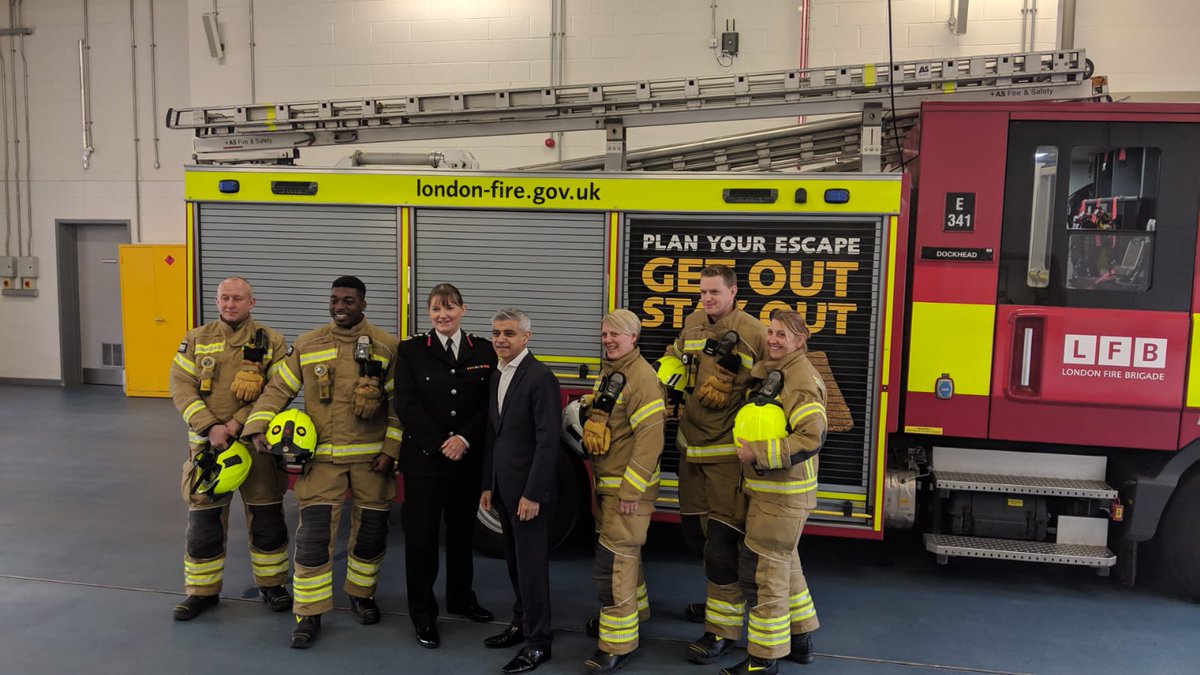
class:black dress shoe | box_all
[289,614,321,649]
[585,617,599,639]
[786,632,814,664]
[172,594,219,621]
[720,656,778,675]
[484,624,525,649]
[415,623,441,649]
[259,586,292,612]
[500,646,551,674]
[448,602,495,623]
[684,602,706,624]
[686,632,738,664]
[584,649,631,674]
[349,596,381,625]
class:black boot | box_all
[686,632,737,664]
[786,632,815,664]
[349,595,381,625]
[172,594,219,621]
[259,586,292,612]
[584,649,632,674]
[684,602,706,624]
[585,617,599,638]
[720,656,778,675]
[289,614,321,649]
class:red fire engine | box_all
[171,50,1200,597]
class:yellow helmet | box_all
[190,441,253,497]
[733,401,788,448]
[654,355,687,393]
[266,409,318,466]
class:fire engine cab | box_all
[169,49,1200,597]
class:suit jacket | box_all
[483,351,562,505]
[394,330,496,477]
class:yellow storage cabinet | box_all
[119,244,186,397]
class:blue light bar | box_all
[824,188,850,204]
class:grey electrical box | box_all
[18,256,38,278]
[721,31,739,56]
[0,255,13,278]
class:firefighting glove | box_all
[697,350,742,408]
[353,376,383,419]
[230,360,264,402]
[582,410,612,455]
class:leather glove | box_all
[582,410,612,455]
[696,371,735,409]
[353,376,383,419]
[230,360,264,402]
[578,393,595,413]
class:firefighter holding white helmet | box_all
[244,275,403,649]
[724,309,825,675]
[664,264,767,665]
[579,309,666,674]
[169,275,292,622]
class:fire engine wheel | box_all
[1158,471,1200,599]
[473,449,586,559]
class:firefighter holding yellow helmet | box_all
[724,309,825,675]
[244,275,403,650]
[169,276,292,621]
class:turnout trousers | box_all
[739,496,820,660]
[678,458,748,640]
[291,461,395,616]
[180,449,290,596]
[592,494,653,655]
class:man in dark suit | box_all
[394,284,497,650]
[480,307,561,674]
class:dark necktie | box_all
[446,337,455,359]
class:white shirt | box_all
[497,348,530,414]
[434,328,461,360]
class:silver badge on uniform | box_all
[178,340,188,353]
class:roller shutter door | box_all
[196,203,401,341]
[413,208,606,380]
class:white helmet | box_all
[561,398,585,457]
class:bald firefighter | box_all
[725,310,824,674]
[170,276,292,621]
[580,309,666,674]
[664,264,767,665]
[244,276,402,649]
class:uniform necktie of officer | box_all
[446,337,455,359]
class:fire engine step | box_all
[924,534,1116,568]
[933,471,1117,499]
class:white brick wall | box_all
[3,0,1200,380]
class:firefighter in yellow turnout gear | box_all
[666,265,767,665]
[578,309,666,674]
[169,276,292,621]
[245,276,403,649]
[724,310,825,675]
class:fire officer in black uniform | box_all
[393,283,497,649]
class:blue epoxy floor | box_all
[1,384,1198,674]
